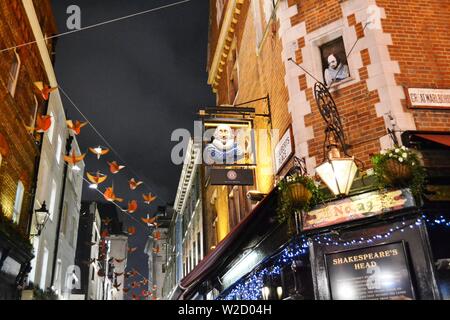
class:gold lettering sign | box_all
[302,189,415,231]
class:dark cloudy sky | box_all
[51,0,214,299]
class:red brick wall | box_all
[378,0,450,131]
[0,0,55,233]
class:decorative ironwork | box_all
[313,82,348,157]
[286,156,307,177]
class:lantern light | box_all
[34,201,50,236]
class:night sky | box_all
[51,0,214,299]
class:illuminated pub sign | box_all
[326,242,415,300]
[301,189,415,231]
[203,120,256,185]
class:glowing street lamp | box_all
[34,201,50,236]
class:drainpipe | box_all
[50,133,74,289]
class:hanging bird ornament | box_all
[108,161,125,174]
[127,226,136,235]
[86,171,107,189]
[141,215,157,226]
[89,146,110,159]
[64,149,86,171]
[104,186,124,202]
[33,81,58,101]
[142,193,157,204]
[26,115,53,134]
[66,120,88,135]
[129,178,143,190]
[122,200,138,214]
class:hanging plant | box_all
[372,145,426,197]
[276,173,323,234]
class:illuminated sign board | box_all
[326,242,415,300]
[407,88,450,109]
[301,189,415,231]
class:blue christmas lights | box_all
[217,214,450,300]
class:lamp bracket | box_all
[313,82,348,157]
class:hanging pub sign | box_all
[274,126,294,174]
[301,189,415,231]
[325,242,415,300]
[203,120,256,186]
[209,168,254,186]
[406,88,450,109]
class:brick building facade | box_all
[174,0,450,300]
[0,0,57,299]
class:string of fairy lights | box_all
[218,214,450,300]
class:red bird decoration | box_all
[141,216,156,225]
[131,281,141,289]
[153,231,161,240]
[89,146,110,159]
[97,269,106,277]
[129,178,143,190]
[128,247,138,254]
[34,81,58,100]
[27,115,53,134]
[86,171,107,187]
[101,230,109,238]
[132,293,139,300]
[115,258,126,263]
[108,161,125,174]
[142,193,157,204]
[104,186,124,202]
[113,282,122,290]
[127,226,136,235]
[152,246,160,254]
[123,288,130,293]
[141,278,149,285]
[114,272,124,277]
[66,120,88,135]
[64,149,86,165]
[123,200,138,214]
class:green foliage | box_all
[276,173,323,234]
[32,286,58,300]
[372,145,426,197]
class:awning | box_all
[415,133,450,147]
[176,187,277,300]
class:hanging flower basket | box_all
[383,159,413,185]
[286,181,313,208]
[276,173,322,235]
[372,145,426,196]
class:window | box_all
[61,202,68,236]
[49,179,57,220]
[70,216,77,247]
[40,247,49,290]
[56,135,63,164]
[197,231,202,261]
[320,37,350,87]
[55,260,62,293]
[91,266,95,281]
[13,181,24,224]
[7,50,21,96]
[47,111,55,143]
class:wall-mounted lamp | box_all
[32,201,50,236]
[313,82,357,197]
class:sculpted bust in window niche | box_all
[324,54,350,87]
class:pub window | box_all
[47,111,55,144]
[7,49,21,97]
[49,179,57,220]
[13,181,25,224]
[61,202,68,236]
[56,135,63,164]
[320,37,350,87]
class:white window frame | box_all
[7,49,21,97]
[49,179,57,221]
[13,181,25,224]
[47,111,55,144]
[40,247,49,290]
[56,135,63,164]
